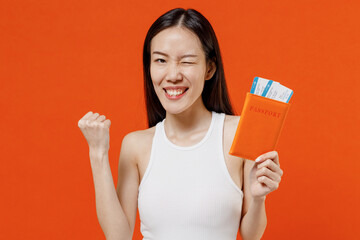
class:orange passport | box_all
[229,93,291,160]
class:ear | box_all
[205,59,216,81]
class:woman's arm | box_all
[90,149,134,240]
[78,112,138,240]
[239,159,267,240]
[240,152,283,240]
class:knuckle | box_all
[261,159,271,168]
[88,120,97,127]
[266,159,272,165]
[257,166,263,173]
[270,182,277,191]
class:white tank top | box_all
[138,111,243,240]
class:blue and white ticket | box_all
[250,77,273,96]
[250,77,293,103]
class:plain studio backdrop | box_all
[1,0,359,239]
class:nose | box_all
[165,63,182,82]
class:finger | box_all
[88,112,100,121]
[96,115,106,122]
[255,151,279,166]
[258,176,279,192]
[103,119,111,128]
[258,159,283,176]
[256,166,281,182]
[82,111,94,120]
[78,111,93,128]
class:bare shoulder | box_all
[221,114,246,191]
[223,115,256,185]
[123,127,155,145]
[116,127,156,235]
[224,114,240,127]
[223,114,240,143]
[121,127,156,161]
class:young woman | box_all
[78,8,283,240]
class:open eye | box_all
[155,58,166,63]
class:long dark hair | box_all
[143,8,234,127]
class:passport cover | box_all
[229,93,290,160]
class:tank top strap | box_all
[213,111,226,137]
[138,120,162,192]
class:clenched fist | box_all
[78,111,111,156]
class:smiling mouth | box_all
[165,88,188,96]
[163,88,189,98]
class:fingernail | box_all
[255,157,262,163]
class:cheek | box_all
[150,65,163,84]
[183,66,206,84]
[150,64,156,82]
[150,67,163,97]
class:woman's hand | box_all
[78,111,111,157]
[249,151,283,200]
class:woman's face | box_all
[150,27,214,115]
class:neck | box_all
[164,99,212,135]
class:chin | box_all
[159,95,202,116]
[162,105,187,115]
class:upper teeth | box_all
[166,89,184,96]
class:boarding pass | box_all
[250,77,293,103]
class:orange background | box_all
[1,0,359,239]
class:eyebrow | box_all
[152,51,198,58]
